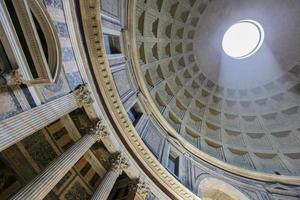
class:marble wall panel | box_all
[0,88,22,120]
[39,72,71,102]
[142,121,164,158]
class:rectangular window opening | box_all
[127,103,143,126]
[103,34,121,54]
[168,152,179,177]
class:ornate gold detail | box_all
[90,119,109,141]
[74,85,94,107]
[110,152,129,175]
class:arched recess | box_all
[0,0,61,85]
[199,177,250,200]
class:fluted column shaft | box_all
[11,134,97,200]
[0,93,77,152]
[91,170,119,200]
[0,85,93,152]
[10,120,108,200]
[91,153,129,200]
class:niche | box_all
[103,34,122,54]
[127,103,143,126]
[167,149,180,177]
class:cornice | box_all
[78,0,200,199]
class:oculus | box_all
[222,20,264,59]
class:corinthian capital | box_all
[129,179,150,199]
[136,180,150,199]
[74,85,94,107]
[90,119,109,141]
[110,152,129,175]
[3,70,27,86]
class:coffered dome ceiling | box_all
[134,0,300,176]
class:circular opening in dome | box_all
[222,20,264,59]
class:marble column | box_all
[91,153,129,200]
[0,85,93,152]
[11,120,108,200]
